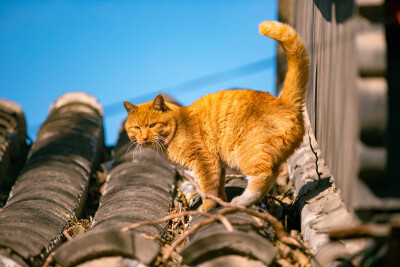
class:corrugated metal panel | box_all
[279,0,358,208]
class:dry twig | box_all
[122,166,306,264]
[162,216,217,262]
[175,167,299,246]
[121,210,212,232]
[62,229,73,241]
[176,188,189,208]
[225,174,244,178]
[42,252,55,267]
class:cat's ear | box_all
[153,95,169,112]
[123,101,137,114]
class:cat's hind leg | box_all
[231,129,297,207]
[232,150,280,207]
[231,171,278,207]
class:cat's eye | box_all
[149,123,157,128]
[134,126,141,130]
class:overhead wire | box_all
[28,56,276,136]
[93,21,372,118]
[103,56,276,116]
[28,21,370,137]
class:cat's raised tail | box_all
[259,21,309,111]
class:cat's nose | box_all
[143,137,149,141]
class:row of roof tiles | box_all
[0,93,279,267]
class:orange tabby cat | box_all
[124,21,309,212]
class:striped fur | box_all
[124,21,309,212]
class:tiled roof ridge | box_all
[50,92,103,116]
[0,93,105,266]
[287,110,366,265]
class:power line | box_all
[27,22,386,138]
[28,56,276,136]
[28,24,365,136]
[103,56,276,116]
[104,22,370,118]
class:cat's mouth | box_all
[141,142,153,147]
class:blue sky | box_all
[0,0,277,146]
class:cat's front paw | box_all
[198,199,217,212]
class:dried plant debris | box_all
[55,164,106,242]
[85,163,108,218]
[163,189,190,244]
[45,162,311,266]
[56,207,92,241]
[154,187,191,266]
[43,211,93,267]
[43,167,105,267]
[120,165,313,267]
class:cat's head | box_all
[123,95,177,147]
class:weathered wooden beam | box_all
[286,0,359,209]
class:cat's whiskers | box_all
[126,141,136,153]
[130,140,144,161]
[131,144,139,160]
[155,135,167,153]
[152,141,161,160]
[153,138,166,160]
[126,139,138,161]
[158,140,167,154]
[139,144,144,158]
